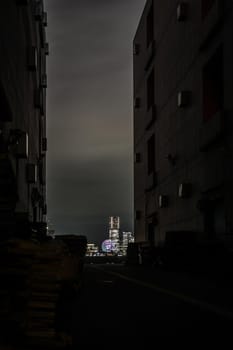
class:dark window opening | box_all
[147,69,155,111]
[0,84,12,122]
[133,43,140,55]
[33,207,37,223]
[147,134,155,175]
[147,223,155,244]
[203,199,225,238]
[135,210,141,220]
[146,4,154,47]
[203,46,223,122]
[202,0,215,20]
[135,153,141,163]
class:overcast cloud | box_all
[44,0,146,245]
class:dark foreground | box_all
[58,263,233,346]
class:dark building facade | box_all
[0,0,48,239]
[133,1,233,247]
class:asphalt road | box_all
[60,263,233,346]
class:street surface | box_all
[60,263,233,346]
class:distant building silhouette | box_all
[133,0,233,247]
[0,0,48,239]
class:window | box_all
[134,97,141,109]
[203,46,223,122]
[202,0,215,19]
[133,43,140,55]
[0,83,12,121]
[135,210,141,220]
[147,134,155,175]
[147,222,155,243]
[33,207,37,223]
[147,69,155,111]
[134,153,141,163]
[146,4,154,47]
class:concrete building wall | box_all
[133,0,233,246]
[0,0,48,239]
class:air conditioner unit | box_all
[134,153,141,163]
[134,97,141,109]
[133,43,140,55]
[177,90,190,107]
[178,183,192,198]
[177,3,188,21]
[26,164,37,184]
[28,47,38,71]
[158,195,169,208]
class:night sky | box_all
[44,0,146,245]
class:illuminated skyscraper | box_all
[121,232,135,255]
[86,243,99,256]
[109,216,120,253]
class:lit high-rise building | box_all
[86,243,99,256]
[121,232,135,255]
[109,216,120,230]
[109,216,120,253]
